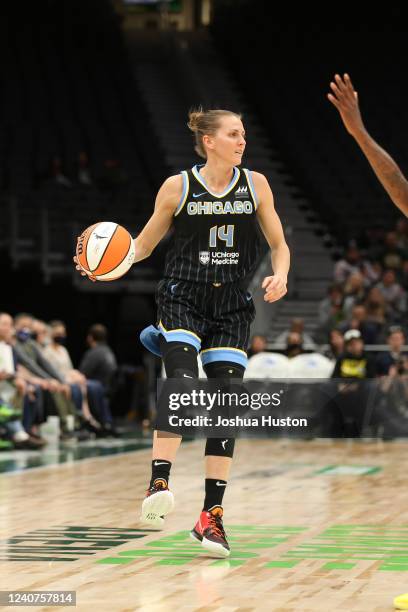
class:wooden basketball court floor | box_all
[2,438,408,611]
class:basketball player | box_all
[329,75,408,611]
[75,109,290,558]
[328,73,408,217]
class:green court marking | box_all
[265,560,301,568]
[321,562,356,570]
[97,526,302,566]
[315,465,381,476]
[210,559,247,567]
[96,524,408,572]
[98,557,134,565]
[276,525,408,571]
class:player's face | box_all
[209,116,246,165]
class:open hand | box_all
[327,73,365,137]
[262,275,287,303]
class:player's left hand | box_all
[327,73,365,137]
[262,275,287,303]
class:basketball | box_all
[76,221,135,281]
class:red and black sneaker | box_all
[140,478,174,529]
[190,505,230,557]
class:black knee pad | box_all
[205,437,235,457]
[203,361,245,381]
[159,336,199,379]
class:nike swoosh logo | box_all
[153,461,169,466]
[183,374,193,378]
[193,192,207,198]
[221,439,228,449]
[216,481,227,486]
[246,293,252,301]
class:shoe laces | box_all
[208,512,226,539]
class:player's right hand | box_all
[73,255,96,282]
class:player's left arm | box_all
[253,172,290,303]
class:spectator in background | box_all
[316,284,345,342]
[275,318,316,350]
[284,331,304,359]
[376,269,406,321]
[0,312,46,449]
[340,304,381,345]
[80,324,117,389]
[343,272,366,317]
[332,329,376,379]
[377,231,407,273]
[334,244,378,286]
[395,218,408,250]
[247,334,267,358]
[401,260,408,292]
[78,152,92,186]
[43,321,101,432]
[376,326,407,376]
[13,313,77,437]
[79,324,117,434]
[364,287,387,341]
[322,328,344,362]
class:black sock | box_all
[150,459,172,488]
[203,478,227,511]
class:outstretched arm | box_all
[133,174,182,262]
[328,73,408,217]
[253,172,290,303]
[74,174,182,278]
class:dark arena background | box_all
[1,1,408,611]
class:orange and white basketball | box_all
[76,221,135,281]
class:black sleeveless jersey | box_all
[163,164,262,284]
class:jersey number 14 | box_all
[209,225,234,248]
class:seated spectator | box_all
[284,331,304,359]
[248,334,267,358]
[376,269,406,322]
[376,326,408,376]
[14,313,77,437]
[0,312,46,448]
[321,329,344,362]
[43,320,102,433]
[79,324,117,433]
[334,244,374,284]
[315,284,345,343]
[343,272,366,317]
[364,287,387,342]
[275,318,316,350]
[377,231,407,272]
[395,218,408,251]
[331,329,376,379]
[339,304,380,345]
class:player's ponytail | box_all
[187,108,242,159]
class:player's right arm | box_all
[328,73,408,217]
[74,174,182,277]
[133,174,182,262]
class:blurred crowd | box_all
[316,218,408,345]
[247,218,408,393]
[0,313,119,451]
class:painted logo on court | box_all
[199,251,210,265]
